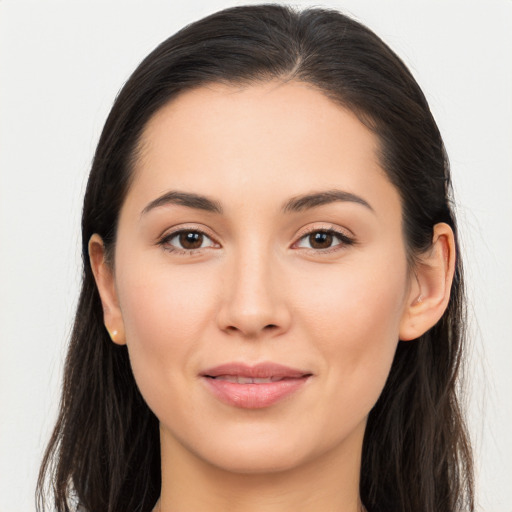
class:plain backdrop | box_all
[1,1,511,511]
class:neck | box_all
[158,423,365,512]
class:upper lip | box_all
[200,362,311,379]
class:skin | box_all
[90,81,455,512]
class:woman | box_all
[37,4,474,512]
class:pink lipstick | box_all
[200,362,312,409]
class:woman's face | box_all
[106,81,416,473]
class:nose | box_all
[216,248,291,338]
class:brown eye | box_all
[162,230,216,252]
[179,231,204,249]
[295,229,354,252]
[308,231,333,249]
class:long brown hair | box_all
[37,5,474,512]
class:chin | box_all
[182,421,350,476]
[205,445,310,475]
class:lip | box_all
[200,362,312,409]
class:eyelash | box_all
[158,226,355,255]
[158,228,218,255]
[293,227,355,253]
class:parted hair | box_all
[37,5,474,512]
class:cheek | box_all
[292,254,408,403]
[121,270,209,343]
[297,256,407,337]
[115,259,218,409]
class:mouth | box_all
[200,362,313,409]
[206,375,297,384]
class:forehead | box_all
[126,80,398,220]
[138,80,379,170]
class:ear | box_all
[88,234,126,345]
[399,223,456,341]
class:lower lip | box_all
[202,377,310,409]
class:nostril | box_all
[264,324,278,330]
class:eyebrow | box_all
[140,191,223,216]
[140,188,373,218]
[282,189,374,214]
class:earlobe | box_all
[399,223,456,341]
[88,234,126,345]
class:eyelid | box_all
[293,222,354,242]
[156,222,355,255]
[157,224,221,252]
[294,222,354,239]
[292,223,356,252]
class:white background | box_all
[0,1,511,511]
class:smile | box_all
[210,375,289,384]
[200,362,312,409]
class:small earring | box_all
[415,294,423,304]
[107,328,118,341]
